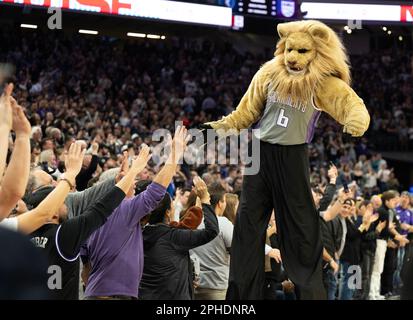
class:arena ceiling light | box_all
[399,36,403,41]
[387,30,392,35]
[79,29,98,35]
[301,2,413,23]
[343,26,349,31]
[20,24,38,29]
[346,29,352,34]
[382,26,387,31]
[127,32,146,38]
[147,34,161,40]
[3,0,233,27]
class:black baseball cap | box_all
[24,186,55,209]
[343,198,355,206]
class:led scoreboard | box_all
[235,0,300,18]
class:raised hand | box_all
[362,206,376,225]
[11,97,31,137]
[175,187,182,202]
[193,176,210,204]
[169,126,190,164]
[65,141,87,180]
[0,83,14,130]
[91,138,100,155]
[327,164,338,183]
[130,144,151,174]
[115,146,151,195]
[115,151,129,183]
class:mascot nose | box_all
[288,61,297,67]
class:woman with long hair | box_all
[222,193,239,225]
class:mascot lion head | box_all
[262,20,350,107]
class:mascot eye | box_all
[287,48,293,53]
[298,49,309,54]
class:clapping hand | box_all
[376,220,387,233]
[193,176,210,204]
[130,144,151,174]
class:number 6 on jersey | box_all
[276,108,289,128]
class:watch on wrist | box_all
[60,174,75,189]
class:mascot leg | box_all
[270,143,325,300]
[227,142,325,300]
[226,143,274,300]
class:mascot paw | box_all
[343,125,363,137]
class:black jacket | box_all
[30,186,126,299]
[76,154,99,191]
[374,206,400,241]
[360,222,378,254]
[319,183,336,212]
[340,217,363,265]
[139,203,219,300]
[320,216,342,259]
[319,183,339,258]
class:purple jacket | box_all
[81,182,166,298]
[395,206,413,236]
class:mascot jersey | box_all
[204,20,370,300]
[255,91,321,145]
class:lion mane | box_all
[261,20,351,107]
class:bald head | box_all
[371,195,382,210]
[27,169,55,194]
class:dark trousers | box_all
[226,142,325,300]
[401,244,413,300]
[401,242,413,283]
[381,247,397,295]
[360,250,375,300]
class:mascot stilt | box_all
[203,20,370,299]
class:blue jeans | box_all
[339,261,356,300]
[394,246,405,291]
[275,290,296,300]
[323,268,338,300]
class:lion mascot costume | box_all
[203,20,370,299]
